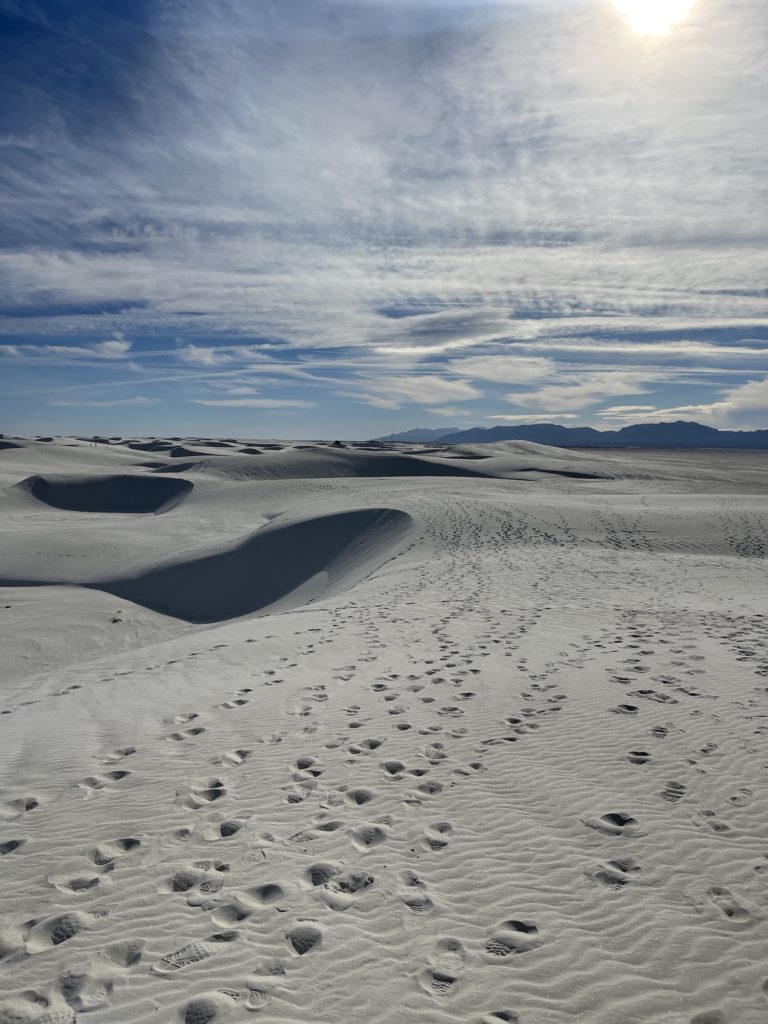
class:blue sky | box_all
[1,0,766,438]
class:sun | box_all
[612,0,697,36]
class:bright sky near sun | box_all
[612,0,697,35]
[0,0,766,438]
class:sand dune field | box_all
[1,436,767,1024]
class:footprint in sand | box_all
[181,991,240,1024]
[152,940,219,975]
[484,919,542,959]
[693,810,730,834]
[399,870,434,914]
[705,886,754,925]
[0,839,24,855]
[582,812,643,837]
[168,727,206,741]
[0,796,40,820]
[101,746,136,764]
[177,778,227,810]
[87,836,141,866]
[349,822,389,851]
[420,821,453,851]
[58,966,115,1012]
[419,937,465,998]
[48,862,104,895]
[627,750,651,765]
[659,781,686,802]
[319,870,375,911]
[587,857,641,890]
[25,909,107,954]
[165,711,199,726]
[285,922,323,956]
[218,749,251,767]
[77,771,131,793]
[160,861,229,901]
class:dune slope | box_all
[97,507,413,622]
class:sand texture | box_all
[1,436,767,1024]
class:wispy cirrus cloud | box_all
[487,412,579,421]
[0,339,132,361]
[51,395,155,408]
[341,375,482,411]
[504,371,664,413]
[191,398,316,409]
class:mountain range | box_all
[374,421,768,449]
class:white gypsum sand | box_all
[0,435,767,1024]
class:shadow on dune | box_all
[91,507,413,623]
[17,474,193,514]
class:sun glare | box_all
[612,0,697,36]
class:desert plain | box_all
[0,435,767,1024]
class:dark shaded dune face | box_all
[349,455,485,478]
[169,445,225,458]
[151,461,199,474]
[97,507,413,623]
[126,440,176,453]
[21,474,193,514]
[516,467,606,480]
[0,440,22,451]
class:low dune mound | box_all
[173,450,495,482]
[0,440,22,451]
[18,474,193,514]
[95,506,413,622]
[168,445,212,458]
[126,440,176,453]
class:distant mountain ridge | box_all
[374,426,461,443]
[374,421,768,449]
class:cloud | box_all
[190,398,316,408]
[426,405,474,418]
[51,396,155,407]
[447,354,554,383]
[177,344,282,366]
[599,405,659,415]
[504,371,661,413]
[486,413,579,421]
[596,376,768,430]
[514,339,768,360]
[346,375,482,410]
[0,339,132,361]
[92,339,132,358]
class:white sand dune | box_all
[0,437,767,1024]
